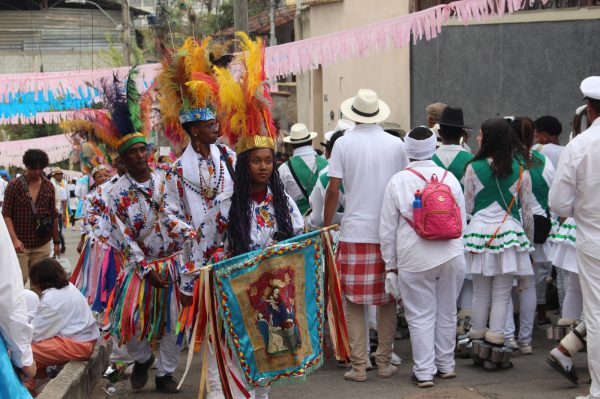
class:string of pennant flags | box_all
[0,0,544,125]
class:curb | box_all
[38,344,109,399]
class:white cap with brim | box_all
[581,76,600,101]
[322,119,355,145]
[341,89,390,124]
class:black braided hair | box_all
[228,149,294,256]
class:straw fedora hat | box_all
[283,123,318,144]
[341,89,390,124]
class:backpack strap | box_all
[406,168,448,183]
[406,168,427,182]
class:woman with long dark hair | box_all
[463,118,534,370]
[191,33,304,399]
[227,148,302,257]
[504,117,555,354]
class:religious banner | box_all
[212,230,328,389]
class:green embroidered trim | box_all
[465,240,531,251]
[549,234,576,243]
[558,224,576,230]
[464,230,527,239]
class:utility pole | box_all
[122,0,131,65]
[269,0,277,47]
[233,0,248,36]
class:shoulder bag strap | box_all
[486,166,524,248]
[217,144,236,182]
[21,175,39,216]
[287,160,310,202]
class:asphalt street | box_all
[60,227,592,399]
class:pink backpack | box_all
[404,168,462,240]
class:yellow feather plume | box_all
[60,119,95,134]
[237,32,262,100]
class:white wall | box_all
[296,0,411,142]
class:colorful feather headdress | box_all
[62,67,151,156]
[187,32,276,154]
[157,37,227,152]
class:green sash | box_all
[432,151,474,182]
[319,172,345,194]
[529,150,549,212]
[472,158,523,221]
[319,171,344,212]
[287,155,328,214]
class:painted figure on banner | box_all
[250,269,301,355]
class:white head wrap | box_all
[405,126,437,160]
[91,164,110,178]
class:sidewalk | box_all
[37,224,109,399]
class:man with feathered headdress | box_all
[158,36,237,399]
[71,69,197,394]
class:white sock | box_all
[550,347,573,371]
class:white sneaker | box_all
[366,357,374,370]
[504,337,518,350]
[391,352,402,366]
[518,342,533,355]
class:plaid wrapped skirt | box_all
[336,241,393,305]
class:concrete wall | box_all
[296,0,411,143]
[410,8,600,146]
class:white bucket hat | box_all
[341,89,390,124]
[283,123,318,144]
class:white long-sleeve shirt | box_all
[32,283,99,343]
[549,117,600,258]
[308,166,344,229]
[0,218,33,367]
[379,161,466,273]
[278,146,320,203]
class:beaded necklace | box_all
[178,156,226,213]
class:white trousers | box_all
[110,336,133,363]
[534,261,552,305]
[577,250,600,398]
[125,287,181,377]
[458,279,473,311]
[472,274,514,335]
[557,268,566,312]
[127,328,180,377]
[562,270,583,321]
[397,256,465,380]
[504,276,536,344]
